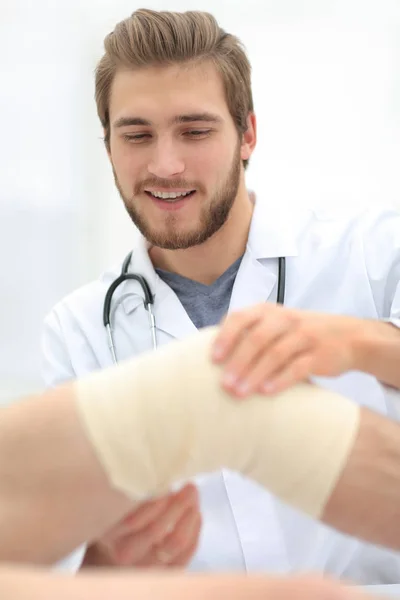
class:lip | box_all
[148,190,197,211]
[145,189,195,194]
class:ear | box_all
[240,113,257,162]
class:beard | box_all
[112,143,241,250]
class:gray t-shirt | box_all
[156,256,243,329]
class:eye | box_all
[123,133,151,143]
[185,129,212,139]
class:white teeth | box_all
[148,190,193,200]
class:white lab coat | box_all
[43,200,400,583]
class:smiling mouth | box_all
[145,190,196,202]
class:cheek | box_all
[186,143,231,179]
[111,144,142,183]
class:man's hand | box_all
[82,483,201,568]
[212,304,367,397]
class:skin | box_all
[0,569,373,600]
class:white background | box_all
[0,0,399,402]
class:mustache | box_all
[134,178,202,194]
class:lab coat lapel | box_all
[154,284,198,341]
[229,199,300,312]
[229,249,278,312]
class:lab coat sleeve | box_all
[41,310,87,573]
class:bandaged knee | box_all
[73,327,360,521]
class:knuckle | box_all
[269,345,285,366]
[250,325,267,347]
[297,324,318,345]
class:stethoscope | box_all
[103,252,286,364]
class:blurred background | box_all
[0,0,399,403]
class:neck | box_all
[149,186,254,285]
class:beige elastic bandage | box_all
[74,326,360,520]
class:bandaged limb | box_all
[75,327,358,518]
[75,326,400,553]
[0,566,375,600]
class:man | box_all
[42,7,400,581]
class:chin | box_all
[149,230,201,250]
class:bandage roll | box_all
[74,327,360,520]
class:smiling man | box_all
[42,8,400,582]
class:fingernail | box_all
[262,381,275,394]
[236,381,250,397]
[222,372,237,387]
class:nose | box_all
[147,138,185,178]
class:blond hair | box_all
[95,8,254,167]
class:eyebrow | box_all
[172,112,222,125]
[113,112,222,129]
[113,117,151,128]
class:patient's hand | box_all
[82,483,201,568]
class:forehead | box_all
[109,61,231,126]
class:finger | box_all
[233,333,312,397]
[259,354,313,395]
[166,532,201,568]
[172,482,199,508]
[221,318,296,393]
[111,496,171,539]
[162,482,199,526]
[212,304,266,362]
[145,484,198,544]
[138,508,201,568]
[160,506,202,560]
